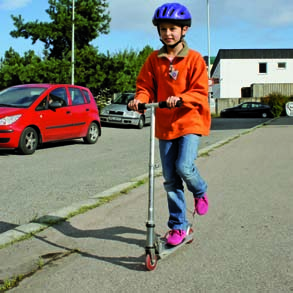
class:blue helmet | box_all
[152,3,192,27]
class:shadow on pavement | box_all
[0,221,18,233]
[56,221,147,271]
[25,220,148,271]
[55,221,146,248]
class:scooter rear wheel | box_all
[145,253,158,271]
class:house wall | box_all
[212,58,293,98]
[211,62,221,98]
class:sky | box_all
[0,0,293,59]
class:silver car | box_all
[100,93,151,129]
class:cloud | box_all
[108,0,206,32]
[0,0,32,10]
[212,0,293,28]
[265,4,293,26]
[108,0,293,34]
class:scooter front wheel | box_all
[145,253,158,271]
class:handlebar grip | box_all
[176,99,183,108]
[127,103,142,111]
[127,99,182,111]
[158,99,182,108]
[137,103,146,111]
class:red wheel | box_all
[186,228,194,244]
[145,253,158,271]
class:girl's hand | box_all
[128,99,140,111]
[166,96,181,108]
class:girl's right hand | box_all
[128,99,140,111]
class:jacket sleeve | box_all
[135,52,157,103]
[179,54,209,109]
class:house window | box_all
[278,62,286,69]
[259,63,267,74]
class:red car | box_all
[0,84,101,155]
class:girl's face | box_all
[159,22,188,46]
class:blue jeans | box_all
[159,134,207,231]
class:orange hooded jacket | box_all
[135,43,211,140]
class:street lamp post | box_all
[207,0,211,80]
[207,0,211,103]
[71,0,75,85]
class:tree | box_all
[10,0,111,59]
[1,0,154,95]
[137,45,153,66]
[100,46,154,94]
[0,49,23,88]
[0,48,72,89]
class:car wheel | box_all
[18,127,38,155]
[83,122,99,144]
[261,112,268,118]
[137,116,145,129]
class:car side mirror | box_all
[49,101,62,109]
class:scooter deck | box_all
[157,231,194,259]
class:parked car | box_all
[0,84,101,155]
[220,102,273,118]
[100,93,151,129]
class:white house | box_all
[210,49,293,99]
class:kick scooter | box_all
[135,101,194,271]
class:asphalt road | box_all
[0,118,270,233]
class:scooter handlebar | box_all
[128,99,182,111]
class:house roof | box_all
[211,48,293,76]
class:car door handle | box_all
[86,108,89,111]
[66,111,71,114]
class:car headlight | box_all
[0,114,22,125]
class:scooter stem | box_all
[146,105,156,248]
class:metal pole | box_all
[207,0,211,79]
[146,105,156,248]
[71,0,75,85]
[207,0,211,103]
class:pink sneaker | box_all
[166,229,186,246]
[194,193,209,215]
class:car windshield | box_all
[0,87,47,108]
[113,93,135,105]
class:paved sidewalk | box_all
[0,117,292,292]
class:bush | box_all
[94,88,112,111]
[261,92,290,117]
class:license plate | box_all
[109,117,122,122]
